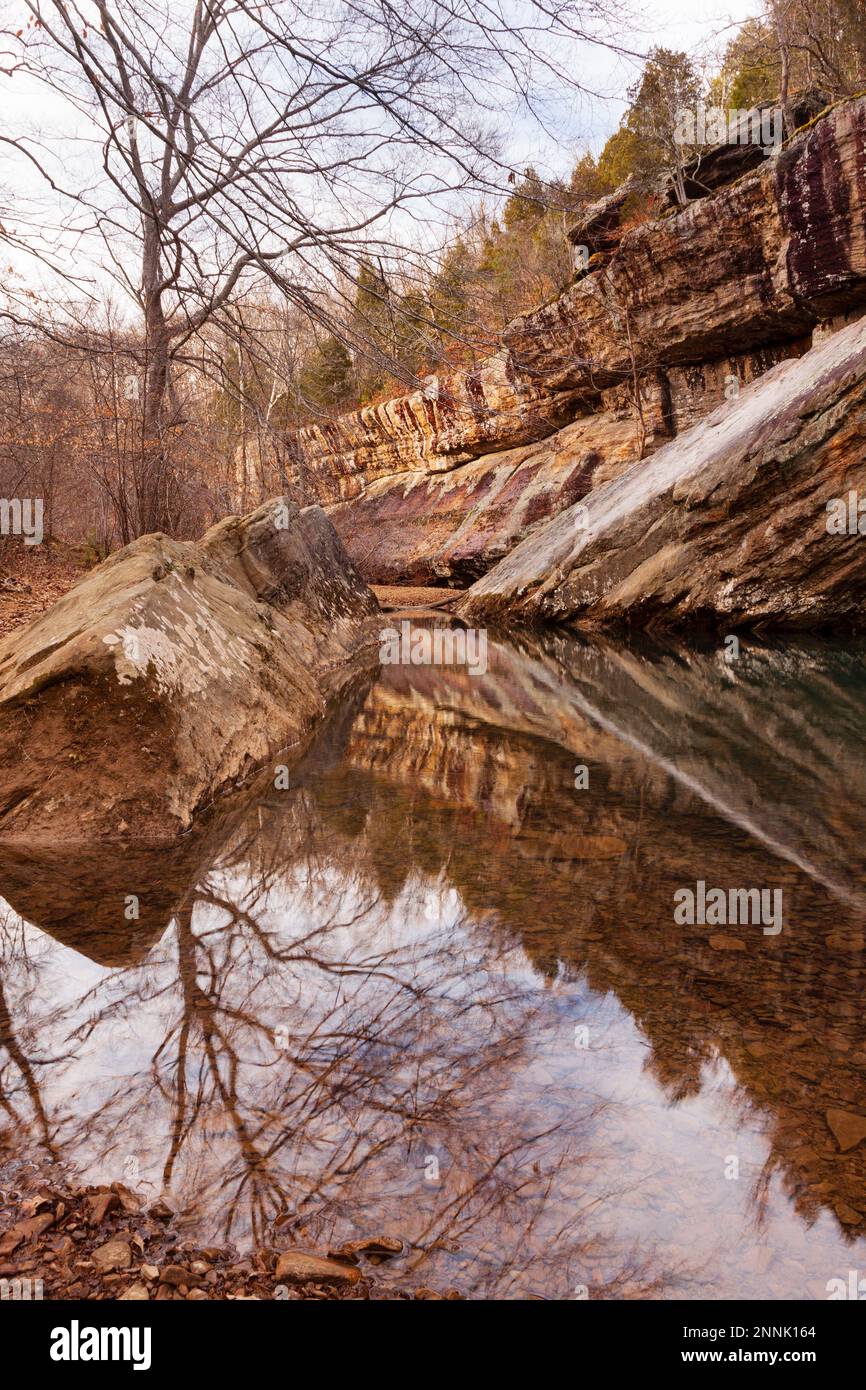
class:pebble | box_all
[85,1192,118,1225]
[92,1239,132,1272]
[274,1251,361,1286]
[329,1236,403,1262]
[825,1108,866,1152]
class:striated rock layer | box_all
[328,413,639,585]
[298,355,588,505]
[0,499,379,843]
[459,314,866,629]
[300,96,866,585]
[500,97,866,396]
[328,340,825,586]
[299,97,866,470]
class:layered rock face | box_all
[501,96,866,393]
[328,413,638,585]
[459,314,866,628]
[300,96,866,588]
[298,355,588,505]
[0,500,379,843]
[327,343,811,586]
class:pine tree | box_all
[297,335,353,413]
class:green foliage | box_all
[626,48,703,188]
[351,259,392,401]
[285,9,866,414]
[708,18,778,109]
[586,48,705,207]
[568,152,607,201]
[502,167,549,228]
[596,127,643,191]
[428,234,476,342]
[297,334,354,413]
[709,4,866,112]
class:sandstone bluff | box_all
[297,95,866,607]
[3,97,866,851]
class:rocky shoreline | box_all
[0,1174,462,1301]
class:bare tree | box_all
[1,0,635,534]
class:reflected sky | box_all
[1,629,865,1299]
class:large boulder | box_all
[458,312,866,629]
[0,500,379,844]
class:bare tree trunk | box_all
[140,214,173,535]
[772,2,795,139]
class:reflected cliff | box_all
[1,628,865,1299]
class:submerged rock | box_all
[0,499,379,843]
[92,1238,132,1272]
[274,1251,362,1286]
[459,313,866,629]
[0,1180,434,1299]
[826,1109,866,1153]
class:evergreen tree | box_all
[351,259,394,400]
[297,334,353,413]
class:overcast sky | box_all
[0,0,764,300]
[510,0,763,173]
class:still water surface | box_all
[1,629,865,1298]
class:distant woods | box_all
[0,0,864,552]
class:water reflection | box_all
[1,629,865,1299]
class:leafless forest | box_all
[0,1,862,555]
